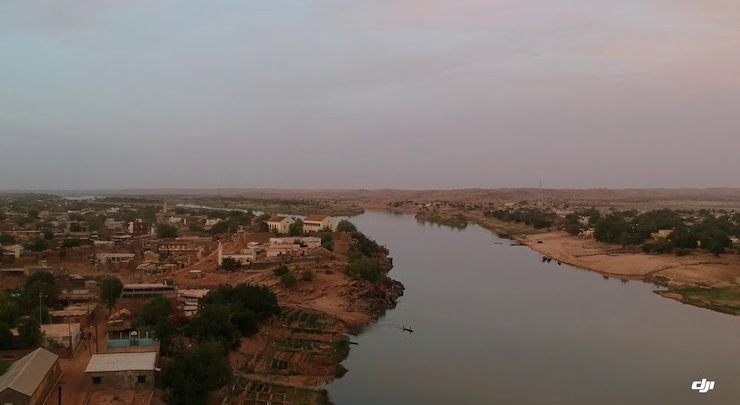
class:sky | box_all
[1,0,739,190]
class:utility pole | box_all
[39,291,43,325]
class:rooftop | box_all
[267,215,287,222]
[0,348,59,396]
[85,352,157,373]
[304,215,329,222]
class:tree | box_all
[273,265,289,277]
[288,218,304,236]
[321,234,334,251]
[99,277,123,311]
[231,309,259,336]
[23,271,57,312]
[163,342,233,405]
[0,233,16,245]
[137,297,173,327]
[280,273,297,288]
[0,323,12,350]
[187,304,240,348]
[346,256,383,282]
[154,319,178,356]
[17,318,41,348]
[336,220,357,233]
[24,238,49,252]
[62,238,83,248]
[157,224,179,239]
[301,269,315,282]
[220,257,241,271]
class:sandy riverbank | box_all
[517,231,740,288]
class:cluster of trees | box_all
[591,209,739,256]
[485,208,555,229]
[0,271,58,350]
[156,224,179,239]
[338,220,388,282]
[205,209,256,235]
[131,283,278,404]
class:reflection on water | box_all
[328,212,740,405]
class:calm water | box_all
[327,212,740,404]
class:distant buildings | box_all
[120,283,177,299]
[0,348,60,405]
[266,216,294,234]
[95,253,136,265]
[303,215,336,232]
[266,237,321,258]
[41,323,82,357]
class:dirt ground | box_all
[520,231,740,287]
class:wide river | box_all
[327,212,740,404]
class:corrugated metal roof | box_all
[85,352,157,373]
[0,348,59,397]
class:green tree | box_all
[336,220,357,233]
[346,256,383,282]
[62,238,82,248]
[157,224,179,239]
[280,273,297,288]
[24,238,49,252]
[163,342,233,405]
[231,309,259,336]
[301,269,315,281]
[154,319,178,356]
[273,265,289,277]
[99,277,123,312]
[0,233,16,245]
[321,234,334,251]
[220,257,241,271]
[288,218,304,236]
[0,323,13,350]
[17,318,41,348]
[136,297,173,327]
[187,304,240,349]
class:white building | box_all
[1,244,22,258]
[303,215,336,232]
[266,216,294,234]
[266,237,321,257]
[41,323,82,351]
[95,253,136,264]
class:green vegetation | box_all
[280,272,297,288]
[98,276,123,311]
[0,360,9,376]
[341,221,388,282]
[288,218,304,236]
[24,237,49,252]
[220,257,241,271]
[664,287,740,315]
[273,264,289,277]
[0,323,12,350]
[0,233,17,245]
[156,224,179,238]
[17,318,41,348]
[163,342,233,405]
[485,208,555,229]
[301,269,315,281]
[321,234,334,251]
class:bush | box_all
[346,256,382,282]
[156,224,178,239]
[220,257,241,271]
[280,273,297,288]
[273,265,289,277]
[301,269,315,282]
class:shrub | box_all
[301,269,315,282]
[273,265,289,277]
[280,273,297,288]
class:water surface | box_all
[328,212,740,404]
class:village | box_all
[0,195,403,405]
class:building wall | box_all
[0,388,30,405]
[87,370,155,391]
[29,362,60,405]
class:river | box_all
[327,212,740,404]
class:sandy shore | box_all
[518,231,740,288]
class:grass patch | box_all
[666,287,740,315]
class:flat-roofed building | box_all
[0,348,60,405]
[41,323,82,355]
[85,352,157,390]
[95,253,136,265]
[120,283,177,299]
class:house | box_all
[266,237,321,257]
[120,283,177,299]
[216,242,253,266]
[0,348,61,405]
[303,215,336,232]
[41,323,82,356]
[1,244,22,258]
[266,216,294,234]
[95,253,136,265]
[85,352,157,390]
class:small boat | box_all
[402,326,415,334]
